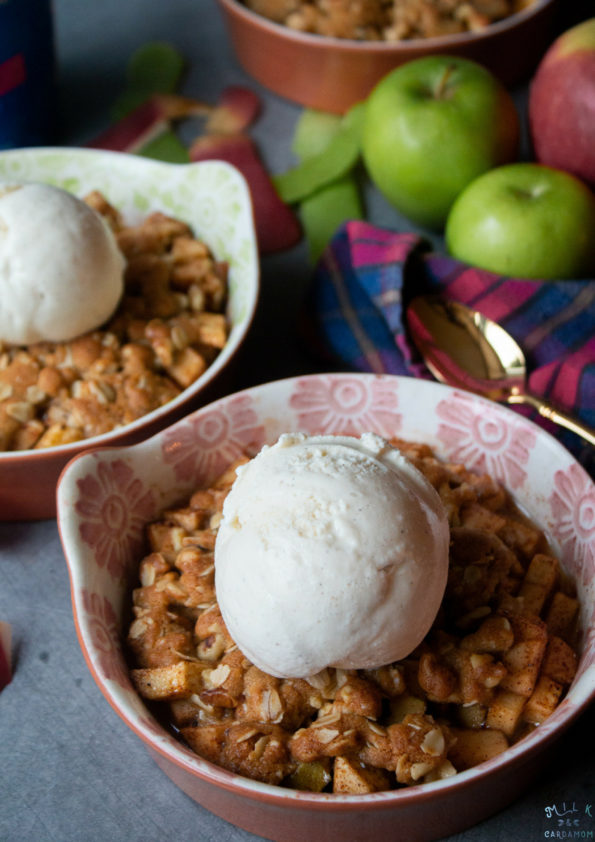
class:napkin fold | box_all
[303,220,595,475]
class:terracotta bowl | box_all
[216,0,558,113]
[0,147,259,520]
[57,373,595,842]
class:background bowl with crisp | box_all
[0,147,259,520]
[216,0,558,113]
[57,372,595,842]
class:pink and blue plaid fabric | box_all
[303,220,595,474]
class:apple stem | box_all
[509,184,547,200]
[435,65,457,99]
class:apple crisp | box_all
[242,0,536,40]
[0,192,229,451]
[127,437,579,792]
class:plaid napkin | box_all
[302,220,595,475]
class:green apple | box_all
[361,56,520,230]
[445,163,595,279]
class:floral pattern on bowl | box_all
[57,373,595,842]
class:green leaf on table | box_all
[300,174,363,263]
[137,130,190,163]
[284,101,366,261]
[111,42,186,120]
[274,101,366,204]
[291,109,343,160]
[342,100,366,135]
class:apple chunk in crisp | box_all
[126,435,579,794]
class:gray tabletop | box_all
[1,2,594,841]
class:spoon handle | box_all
[507,393,595,447]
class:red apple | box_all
[529,18,595,188]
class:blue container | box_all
[0,0,56,149]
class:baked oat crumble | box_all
[127,437,579,793]
[243,0,536,40]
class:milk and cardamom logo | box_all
[544,802,593,838]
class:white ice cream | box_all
[0,182,125,345]
[214,432,450,678]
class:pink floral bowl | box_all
[0,147,259,521]
[56,373,595,842]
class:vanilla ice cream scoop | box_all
[214,432,450,678]
[0,182,125,345]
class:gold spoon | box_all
[406,294,595,447]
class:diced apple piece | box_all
[523,675,564,724]
[501,639,547,696]
[131,660,207,700]
[167,347,207,388]
[459,502,507,534]
[500,613,547,697]
[388,694,426,723]
[448,727,509,770]
[498,516,542,559]
[423,760,458,782]
[524,554,559,589]
[169,697,202,727]
[286,760,332,792]
[457,702,487,729]
[517,554,558,616]
[515,582,549,617]
[541,636,577,685]
[333,756,391,794]
[461,614,514,653]
[147,521,187,557]
[181,723,227,763]
[545,591,579,638]
[486,689,526,736]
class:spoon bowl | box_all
[406,294,595,446]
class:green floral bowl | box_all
[0,147,259,520]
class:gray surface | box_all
[1,1,594,840]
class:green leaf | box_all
[274,101,366,204]
[291,109,343,161]
[136,130,190,163]
[127,42,184,90]
[111,43,186,120]
[274,130,360,204]
[300,174,364,263]
[342,100,366,135]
